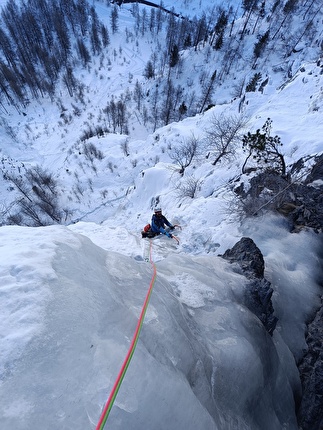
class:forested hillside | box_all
[0,0,322,128]
[0,0,322,228]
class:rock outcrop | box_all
[234,153,323,233]
[296,299,323,430]
[221,237,278,335]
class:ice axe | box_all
[171,234,180,244]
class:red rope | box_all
[96,241,157,429]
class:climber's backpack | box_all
[141,223,157,238]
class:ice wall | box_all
[1,224,318,429]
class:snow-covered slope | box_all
[0,1,323,429]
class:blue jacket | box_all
[151,214,173,237]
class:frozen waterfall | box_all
[0,217,321,429]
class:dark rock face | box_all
[234,153,323,233]
[221,237,278,335]
[288,153,323,233]
[221,237,264,278]
[297,300,323,430]
[232,155,323,428]
[304,153,323,184]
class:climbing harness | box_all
[95,240,157,429]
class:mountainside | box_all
[0,0,322,228]
[0,0,323,429]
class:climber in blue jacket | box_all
[151,208,180,243]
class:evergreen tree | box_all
[178,101,187,119]
[170,44,179,68]
[110,5,119,34]
[253,30,270,59]
[149,8,156,33]
[242,118,286,176]
[116,99,127,134]
[144,60,155,79]
[155,2,164,34]
[90,6,102,54]
[214,32,224,50]
[0,28,16,70]
[76,0,90,36]
[161,79,175,125]
[140,8,148,36]
[151,84,159,132]
[0,61,25,103]
[193,14,208,50]
[246,72,262,92]
[214,9,228,35]
[52,5,71,62]
[101,24,110,48]
[283,0,298,14]
[166,10,177,55]
[77,39,91,66]
[184,34,192,48]
[63,66,77,97]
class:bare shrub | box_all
[120,140,130,156]
[83,142,104,162]
[107,161,114,172]
[176,175,201,199]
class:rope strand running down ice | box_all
[95,240,157,430]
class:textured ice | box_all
[1,218,320,429]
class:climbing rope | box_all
[95,240,157,430]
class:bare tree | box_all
[205,113,248,166]
[199,69,217,113]
[133,80,143,110]
[3,172,33,202]
[161,78,175,125]
[231,77,246,99]
[151,84,159,132]
[240,0,260,39]
[168,134,199,175]
[4,165,65,226]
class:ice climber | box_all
[142,208,180,243]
